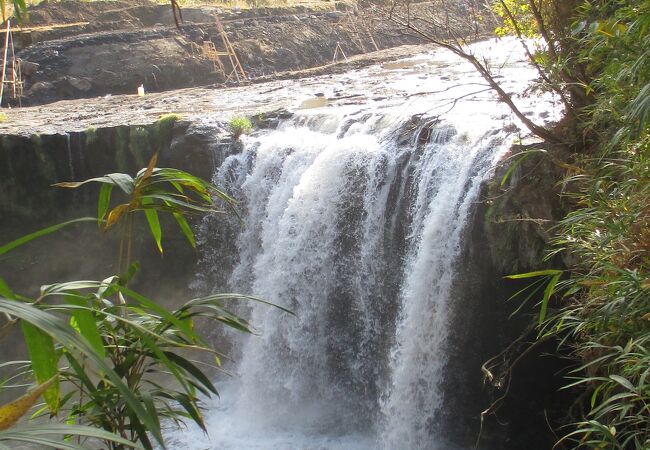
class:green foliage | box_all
[54,153,237,258]
[0,155,280,449]
[574,0,650,145]
[228,116,253,139]
[539,135,650,448]
[157,113,183,125]
[0,423,143,449]
[489,1,650,447]
[492,0,537,37]
[1,0,26,22]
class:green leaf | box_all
[0,424,143,449]
[505,269,563,280]
[609,375,636,392]
[106,173,135,195]
[0,298,165,448]
[0,279,15,300]
[20,322,60,412]
[55,173,134,195]
[119,287,197,341]
[163,352,218,395]
[0,218,96,256]
[142,198,163,254]
[539,272,561,325]
[500,151,535,187]
[66,296,105,358]
[145,194,216,214]
[40,280,105,298]
[97,184,113,225]
[173,212,195,248]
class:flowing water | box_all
[166,39,560,449]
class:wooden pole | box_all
[0,20,11,105]
[332,42,348,64]
[10,28,16,99]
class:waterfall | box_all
[169,108,513,449]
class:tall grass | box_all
[545,138,650,448]
[518,1,650,447]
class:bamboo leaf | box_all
[163,352,218,395]
[173,212,195,248]
[501,152,530,187]
[505,269,563,279]
[106,173,135,195]
[142,198,163,255]
[0,279,15,300]
[98,184,113,225]
[118,287,197,341]
[539,272,561,325]
[0,376,57,430]
[0,298,166,448]
[0,423,142,449]
[609,375,636,392]
[0,218,95,256]
[55,173,134,195]
[66,296,105,358]
[20,323,60,412]
[40,281,104,298]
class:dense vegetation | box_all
[0,156,284,449]
[491,1,650,448]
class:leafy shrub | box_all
[0,154,286,449]
[228,116,253,139]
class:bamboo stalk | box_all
[0,19,10,105]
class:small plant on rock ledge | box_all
[228,115,253,140]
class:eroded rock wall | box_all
[14,1,423,105]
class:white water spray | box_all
[166,40,560,450]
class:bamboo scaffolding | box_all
[213,14,246,83]
[0,19,23,106]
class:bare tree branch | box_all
[384,0,562,143]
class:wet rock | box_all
[26,80,55,98]
[251,108,294,129]
[19,60,40,76]
[65,76,93,92]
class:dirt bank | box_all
[10,0,423,105]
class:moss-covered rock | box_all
[481,144,568,274]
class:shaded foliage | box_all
[0,156,285,449]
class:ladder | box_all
[199,40,228,75]
[0,20,23,106]
[213,14,246,83]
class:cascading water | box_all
[167,39,559,449]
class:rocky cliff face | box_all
[448,144,572,449]
[13,0,423,105]
[0,116,234,303]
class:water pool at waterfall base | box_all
[164,381,379,450]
